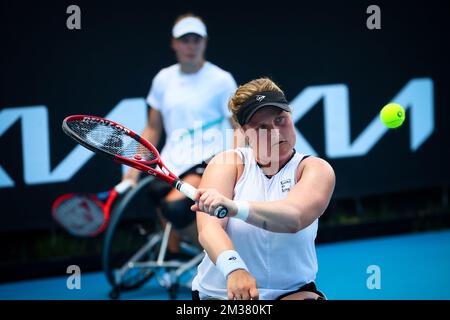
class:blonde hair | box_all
[228,77,284,126]
[173,12,205,26]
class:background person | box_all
[191,77,336,300]
[123,13,238,254]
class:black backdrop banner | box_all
[1,0,449,231]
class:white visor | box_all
[172,17,207,38]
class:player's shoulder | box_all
[298,156,335,179]
[206,150,244,182]
[301,155,333,169]
[209,149,243,166]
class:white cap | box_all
[172,17,207,38]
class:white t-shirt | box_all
[146,61,237,176]
[192,147,319,300]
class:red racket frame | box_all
[63,115,179,186]
[51,191,115,237]
[62,115,229,219]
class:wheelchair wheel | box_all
[103,176,160,296]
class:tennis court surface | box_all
[1,229,449,300]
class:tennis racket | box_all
[52,180,133,237]
[61,115,228,219]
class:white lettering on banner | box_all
[0,99,147,188]
[0,78,435,188]
[290,78,434,158]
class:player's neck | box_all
[180,59,205,74]
[256,149,295,178]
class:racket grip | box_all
[177,181,228,219]
[177,181,197,200]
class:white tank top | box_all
[192,147,319,300]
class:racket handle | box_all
[177,181,197,200]
[176,181,228,219]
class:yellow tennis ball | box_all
[380,103,406,128]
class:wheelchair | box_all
[102,175,204,300]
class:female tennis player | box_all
[123,13,238,254]
[190,77,336,300]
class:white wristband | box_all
[234,200,250,221]
[216,250,248,279]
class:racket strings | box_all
[67,120,157,161]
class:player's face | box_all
[172,33,206,66]
[243,107,296,166]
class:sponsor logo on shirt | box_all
[281,179,291,193]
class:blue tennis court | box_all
[1,229,449,300]
[316,229,450,300]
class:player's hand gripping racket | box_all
[52,180,133,237]
[61,115,228,219]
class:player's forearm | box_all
[239,200,302,233]
[198,222,235,263]
[198,220,250,280]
